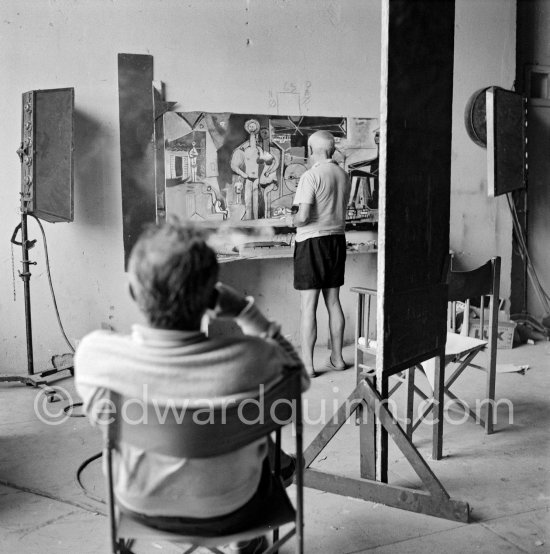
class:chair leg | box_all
[359,395,377,480]
[295,398,304,554]
[117,540,136,554]
[377,377,389,482]
[485,355,497,435]
[405,367,415,439]
[432,354,445,460]
[272,431,281,547]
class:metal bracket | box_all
[10,223,36,249]
[16,142,29,162]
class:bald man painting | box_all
[286,131,352,378]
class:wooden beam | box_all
[118,53,155,265]
[304,469,469,523]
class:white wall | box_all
[0,0,517,372]
[0,0,380,371]
[451,0,516,304]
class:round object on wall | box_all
[464,87,491,148]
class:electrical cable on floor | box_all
[0,477,105,516]
[29,214,75,353]
[64,401,86,417]
[25,219,105,503]
[76,451,105,504]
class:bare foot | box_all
[326,356,348,371]
[306,367,318,378]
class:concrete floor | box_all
[0,342,549,553]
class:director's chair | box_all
[408,256,501,442]
[352,256,501,460]
[103,371,304,554]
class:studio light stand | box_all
[0,87,75,388]
[0,195,74,389]
[2,208,39,385]
[0,215,73,387]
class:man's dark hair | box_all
[128,221,219,330]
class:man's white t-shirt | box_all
[293,159,351,242]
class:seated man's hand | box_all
[212,283,249,318]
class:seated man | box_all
[75,221,309,554]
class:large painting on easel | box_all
[162,112,378,225]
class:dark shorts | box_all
[293,234,346,290]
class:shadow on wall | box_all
[74,109,112,227]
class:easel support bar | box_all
[304,469,469,523]
[303,377,470,523]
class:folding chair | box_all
[351,286,378,380]
[351,286,409,408]
[103,371,304,554]
[352,256,501,461]
[409,257,501,445]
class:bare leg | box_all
[322,287,346,367]
[300,289,321,375]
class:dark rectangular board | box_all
[118,53,155,263]
[487,87,527,197]
[378,0,455,374]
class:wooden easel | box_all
[303,372,468,522]
[302,0,469,523]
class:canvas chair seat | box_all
[444,332,487,359]
[116,465,295,549]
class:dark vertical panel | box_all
[379,0,455,372]
[513,0,550,315]
[152,84,168,226]
[486,87,527,197]
[118,54,155,263]
[526,108,550,316]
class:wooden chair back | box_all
[447,257,501,338]
[106,371,301,459]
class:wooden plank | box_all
[406,366,415,438]
[359,378,449,500]
[355,293,378,480]
[302,376,471,522]
[118,53,155,265]
[382,284,448,370]
[304,469,469,523]
[377,0,455,376]
[152,81,175,226]
[359,401,376,480]
[432,353,445,460]
[375,376,389,483]
[445,389,486,428]
[485,257,500,433]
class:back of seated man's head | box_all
[128,220,218,331]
